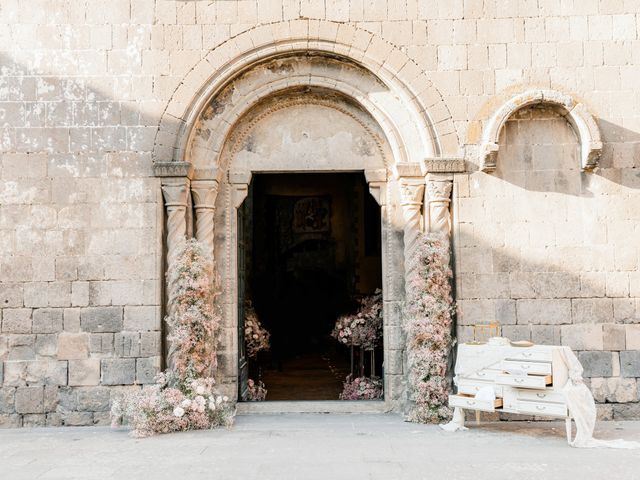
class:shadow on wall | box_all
[475,105,640,196]
[454,105,640,418]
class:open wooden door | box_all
[237,187,251,401]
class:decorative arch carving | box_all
[152,19,460,171]
[478,89,603,172]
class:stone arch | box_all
[478,89,602,173]
[152,19,459,169]
[155,20,463,412]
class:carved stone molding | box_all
[191,180,219,252]
[423,157,466,173]
[153,161,194,178]
[426,176,453,235]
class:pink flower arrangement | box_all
[246,378,267,401]
[404,233,455,423]
[339,376,383,400]
[111,373,234,437]
[331,290,382,350]
[244,303,271,359]
[165,239,221,379]
[111,240,235,436]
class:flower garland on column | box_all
[404,232,455,423]
[111,239,234,437]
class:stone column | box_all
[161,178,190,260]
[425,174,453,235]
[399,176,425,282]
[160,177,190,370]
[191,180,219,253]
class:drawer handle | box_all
[536,405,546,411]
[521,365,530,370]
[466,400,476,406]
[514,378,524,383]
[536,393,546,398]
[522,352,532,357]
[477,372,485,377]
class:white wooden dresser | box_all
[449,342,571,426]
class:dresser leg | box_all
[565,417,572,444]
[475,410,480,425]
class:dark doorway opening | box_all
[238,172,383,401]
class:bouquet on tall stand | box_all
[331,289,383,400]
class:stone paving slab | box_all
[1,414,639,480]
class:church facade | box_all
[1,0,639,426]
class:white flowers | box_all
[181,399,191,409]
[196,385,206,395]
[173,407,185,418]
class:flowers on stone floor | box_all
[339,376,383,400]
[246,378,268,401]
[331,289,383,350]
[244,302,271,358]
[404,233,455,423]
[110,239,235,437]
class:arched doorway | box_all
[153,20,461,413]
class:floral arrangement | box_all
[339,376,383,400]
[111,239,235,436]
[246,378,267,401]
[244,303,270,358]
[111,372,234,437]
[331,290,382,350]
[404,233,455,423]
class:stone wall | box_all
[0,1,639,425]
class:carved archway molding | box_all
[152,19,461,168]
[478,89,603,172]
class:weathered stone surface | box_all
[516,299,570,325]
[561,324,603,350]
[1,309,32,334]
[32,309,63,333]
[15,386,44,414]
[35,334,57,357]
[0,414,22,428]
[68,359,100,387]
[57,333,89,360]
[3,360,68,386]
[603,324,626,351]
[76,387,110,412]
[590,378,637,403]
[0,388,16,414]
[123,306,160,331]
[22,414,46,427]
[114,332,140,357]
[578,351,613,377]
[136,356,160,384]
[620,351,640,378]
[100,359,135,385]
[61,412,93,426]
[613,403,640,420]
[80,307,123,333]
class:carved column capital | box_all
[398,177,425,207]
[191,180,219,252]
[426,175,453,235]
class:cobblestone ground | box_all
[1,414,640,480]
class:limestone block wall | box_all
[0,0,638,425]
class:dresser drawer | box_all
[463,368,503,382]
[449,394,502,412]
[502,360,552,376]
[513,400,567,417]
[513,388,565,404]
[505,349,552,363]
[495,373,551,390]
[457,380,503,398]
